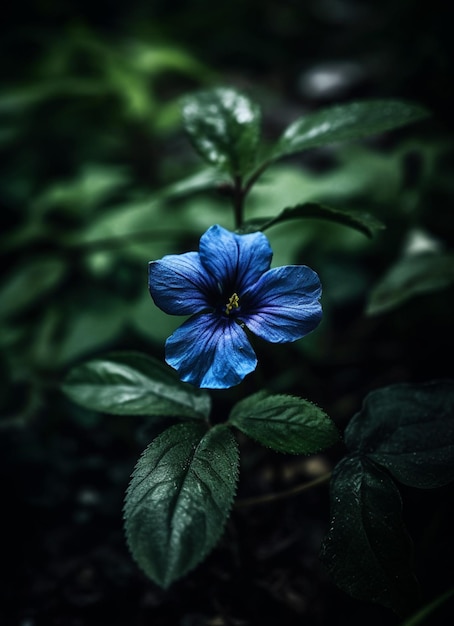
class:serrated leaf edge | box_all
[123,424,239,588]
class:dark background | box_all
[1,1,454,625]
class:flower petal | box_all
[148,252,216,315]
[165,314,257,389]
[241,265,322,342]
[199,224,272,293]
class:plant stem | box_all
[243,159,272,197]
[232,160,272,229]
[234,471,332,509]
[232,175,244,229]
[399,587,454,626]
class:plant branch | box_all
[234,471,332,509]
[232,175,244,229]
[243,159,273,197]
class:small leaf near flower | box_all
[62,351,211,419]
[229,391,339,454]
[181,87,262,177]
[243,202,385,239]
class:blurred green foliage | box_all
[0,25,215,420]
[1,0,454,427]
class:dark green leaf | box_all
[130,290,183,345]
[344,381,454,488]
[367,252,454,315]
[124,423,239,588]
[62,351,210,419]
[0,84,59,113]
[0,257,66,320]
[228,391,339,454]
[273,100,430,160]
[320,455,419,616]
[155,166,231,201]
[33,164,130,215]
[181,87,261,176]
[242,202,385,238]
[54,302,126,366]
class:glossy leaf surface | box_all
[229,391,339,454]
[182,87,261,176]
[273,100,429,159]
[124,423,239,588]
[62,351,211,419]
[242,201,385,238]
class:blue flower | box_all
[148,225,322,389]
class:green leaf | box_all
[53,301,127,366]
[154,166,230,201]
[0,257,66,320]
[74,172,230,260]
[62,351,210,419]
[367,252,454,315]
[33,164,130,215]
[320,455,419,616]
[273,100,430,160]
[228,391,339,454]
[129,290,183,345]
[344,380,454,488]
[125,42,214,80]
[124,422,239,588]
[181,87,261,176]
[242,202,385,238]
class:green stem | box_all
[399,587,454,626]
[234,471,332,509]
[243,159,272,197]
[232,159,272,229]
[232,175,244,229]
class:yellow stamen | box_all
[225,293,240,315]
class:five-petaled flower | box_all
[148,225,322,389]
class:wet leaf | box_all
[124,423,239,588]
[62,351,211,419]
[229,391,339,454]
[182,87,261,176]
[320,455,419,616]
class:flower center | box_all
[224,292,240,315]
